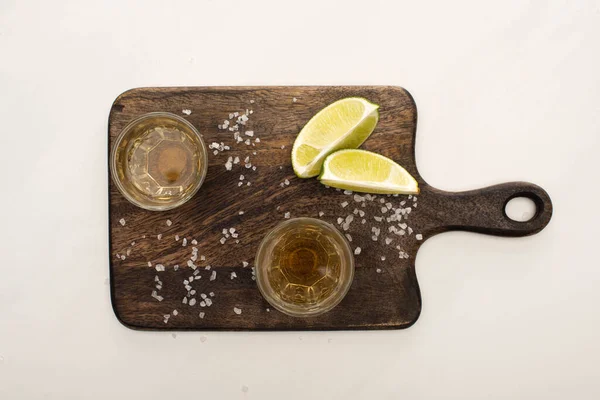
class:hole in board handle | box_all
[505,196,537,222]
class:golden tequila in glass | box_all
[111,112,208,211]
[255,218,354,317]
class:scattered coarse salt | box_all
[175,235,180,241]
[250,99,255,104]
[157,234,162,240]
[341,201,348,208]
[293,97,297,102]
[386,202,393,210]
[119,218,126,226]
[120,255,126,260]
[230,272,237,279]
[233,156,240,164]
[344,190,353,195]
[174,264,179,271]
[200,255,206,261]
[371,235,378,241]
[182,109,192,115]
[200,301,206,307]
[245,130,254,137]
[380,255,386,261]
[239,174,245,181]
[189,298,197,306]
[337,217,344,225]
[210,270,216,281]
[238,182,243,187]
[408,227,413,235]
[255,138,260,143]
[155,264,165,272]
[284,212,291,219]
[244,139,251,145]
[187,260,196,269]
[225,156,233,170]
[318,211,325,217]
[385,237,393,245]
[374,216,382,222]
[234,307,242,315]
[381,207,388,214]
[166,219,172,226]
[281,145,285,149]
[182,238,187,247]
[246,182,251,186]
[239,210,244,215]
[361,219,366,224]
[199,312,205,319]
[416,234,423,241]
[242,261,249,268]
[345,234,352,242]
[220,237,226,244]
[205,298,213,306]
[209,292,215,297]
[376,268,382,273]
[147,261,152,267]
[191,239,198,245]
[354,247,362,255]
[172,310,179,316]
[182,297,188,304]
[163,314,170,324]
[284,179,290,186]
[252,166,256,171]
[379,198,385,204]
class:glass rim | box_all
[109,111,208,211]
[255,217,355,317]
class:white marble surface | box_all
[1,1,599,399]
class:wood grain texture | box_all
[108,86,553,330]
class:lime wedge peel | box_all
[318,149,419,195]
[291,97,380,178]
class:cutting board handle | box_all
[431,182,552,237]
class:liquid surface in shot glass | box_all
[126,125,201,200]
[256,218,354,317]
[268,225,342,305]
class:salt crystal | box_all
[151,291,164,302]
[157,234,162,240]
[380,256,386,261]
[250,99,255,104]
[189,298,197,306]
[319,211,325,217]
[119,218,126,226]
[166,219,172,226]
[238,182,243,187]
[284,179,290,186]
[230,272,237,279]
[172,310,178,316]
[381,207,388,213]
[233,156,240,164]
[247,182,251,186]
[245,139,251,145]
[182,297,188,304]
[252,166,256,171]
[155,264,165,272]
[209,292,215,297]
[337,217,343,225]
[187,260,196,269]
[281,145,285,149]
[399,223,407,229]
[199,312,205,319]
[361,219,366,224]
[205,298,213,306]
[354,194,364,202]
[220,237,226,244]
[200,301,206,307]
[182,109,192,115]
[234,307,242,315]
[386,202,393,210]
[225,157,233,170]
[341,201,349,208]
[344,190,353,195]
[210,270,216,281]
[354,247,362,255]
[255,138,260,143]
[376,268,382,273]
[192,239,198,245]
[120,255,126,260]
[245,130,254,137]
[416,234,423,241]
[174,264,179,271]
[408,227,413,235]
[175,235,180,241]
[353,208,359,215]
[345,234,352,242]
[182,238,187,247]
[293,97,297,102]
[213,150,219,155]
[242,261,249,267]
[200,255,206,261]
[245,163,252,169]
[284,212,291,219]
[372,235,378,241]
[385,237,393,245]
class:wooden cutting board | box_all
[108,86,552,330]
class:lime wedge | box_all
[319,149,419,194]
[292,97,379,178]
